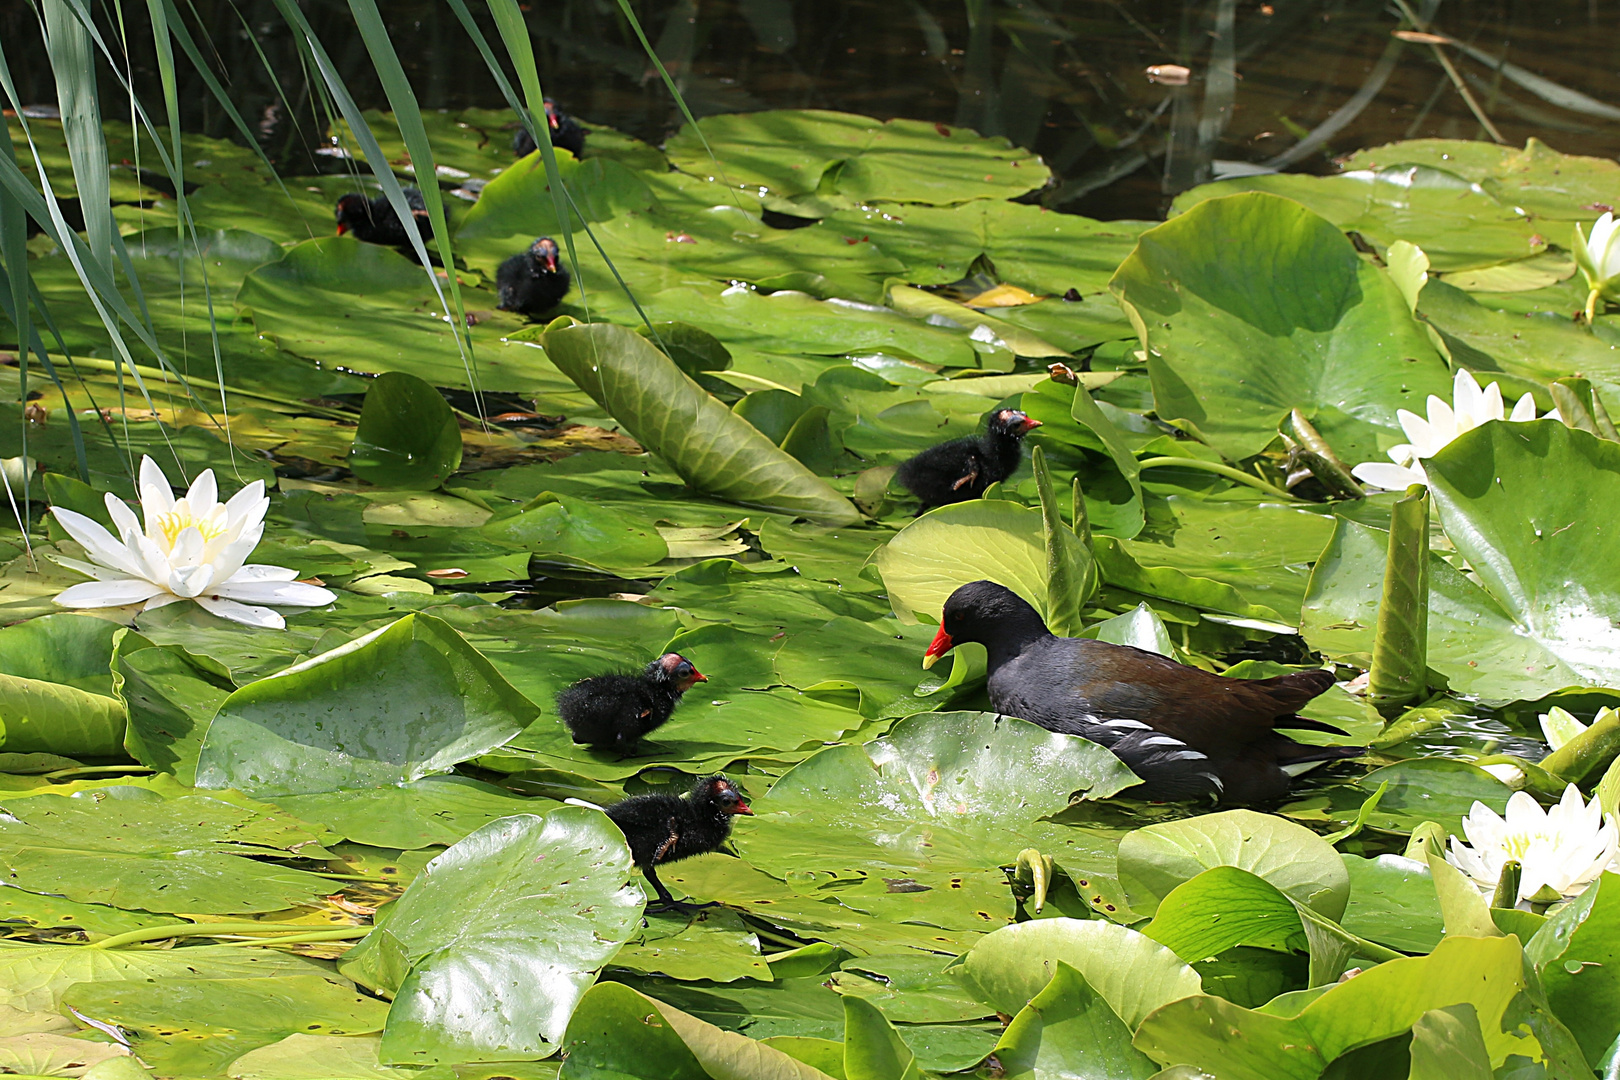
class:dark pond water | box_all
[8,0,1620,219]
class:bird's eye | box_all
[677,662,692,677]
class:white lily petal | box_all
[207,523,264,584]
[1510,393,1539,422]
[193,594,286,629]
[55,578,168,608]
[1396,409,1434,453]
[103,493,143,542]
[169,527,207,572]
[141,592,186,610]
[212,578,336,607]
[222,482,268,527]
[185,469,219,514]
[53,555,120,579]
[50,507,150,579]
[137,456,175,527]
[1480,762,1526,786]
[1351,462,1426,491]
[132,531,178,587]
[227,564,301,582]
[169,562,217,599]
[1424,397,1458,451]
[1454,370,1486,427]
[1475,380,1504,429]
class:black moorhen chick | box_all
[606,775,753,912]
[513,98,586,158]
[923,581,1362,803]
[557,653,707,754]
[497,237,571,316]
[334,187,429,247]
[895,408,1042,513]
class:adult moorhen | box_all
[557,652,707,755]
[922,581,1362,803]
[334,187,429,247]
[513,98,586,158]
[497,236,571,316]
[605,775,753,912]
[895,408,1042,513]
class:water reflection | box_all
[7,0,1620,218]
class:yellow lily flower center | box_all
[153,499,228,548]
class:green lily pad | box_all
[1415,280,1620,402]
[1132,936,1539,1077]
[195,612,536,797]
[1173,166,1546,272]
[341,808,642,1063]
[1340,854,1445,955]
[481,491,668,568]
[236,238,547,391]
[871,498,1046,624]
[0,944,335,1013]
[740,712,1139,906]
[1117,809,1350,921]
[1110,192,1452,464]
[1525,872,1620,1063]
[348,373,463,491]
[267,775,542,849]
[664,110,1049,210]
[62,975,388,1079]
[990,959,1160,1080]
[956,918,1201,1028]
[0,789,333,914]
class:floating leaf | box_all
[0,790,332,914]
[195,613,535,797]
[956,918,1202,1028]
[1110,192,1451,463]
[1117,809,1350,921]
[342,808,641,1063]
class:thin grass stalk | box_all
[484,0,588,326]
[451,0,660,337]
[345,0,478,405]
[268,0,478,400]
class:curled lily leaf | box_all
[1012,848,1054,913]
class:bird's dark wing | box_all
[652,815,682,864]
[1011,638,1337,748]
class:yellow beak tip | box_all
[921,653,940,670]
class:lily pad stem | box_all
[216,928,372,948]
[86,922,368,950]
[1136,457,1295,500]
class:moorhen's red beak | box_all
[1019,417,1043,435]
[335,222,350,236]
[544,254,559,272]
[690,670,708,683]
[922,625,954,669]
[733,801,754,816]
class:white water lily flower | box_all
[1351,369,1538,490]
[1446,785,1619,906]
[50,456,335,629]
[1539,706,1595,752]
[1575,213,1620,321]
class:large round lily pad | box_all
[1110,192,1452,464]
